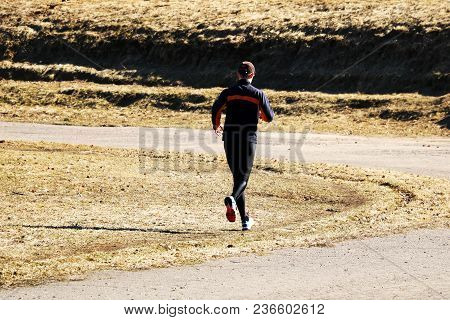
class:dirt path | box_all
[0,121,449,299]
[1,122,449,177]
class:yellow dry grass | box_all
[0,80,448,137]
[2,0,447,38]
[0,1,448,135]
[0,141,448,288]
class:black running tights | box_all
[224,138,256,221]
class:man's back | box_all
[211,78,274,142]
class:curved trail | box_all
[0,122,449,299]
[1,122,449,177]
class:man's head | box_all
[237,61,255,82]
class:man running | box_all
[211,61,274,231]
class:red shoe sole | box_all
[226,205,236,222]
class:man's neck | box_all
[238,78,252,84]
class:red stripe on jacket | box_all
[214,103,226,128]
[227,95,260,106]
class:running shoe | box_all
[224,196,237,222]
[242,216,255,231]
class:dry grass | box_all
[0,80,448,136]
[2,0,447,38]
[0,0,448,134]
[1,0,448,92]
[0,141,448,287]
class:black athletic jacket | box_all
[211,79,274,142]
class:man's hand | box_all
[214,125,223,136]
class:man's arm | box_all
[211,89,228,129]
[259,91,274,123]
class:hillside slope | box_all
[1,0,449,94]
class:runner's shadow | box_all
[219,229,244,233]
[19,224,215,235]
